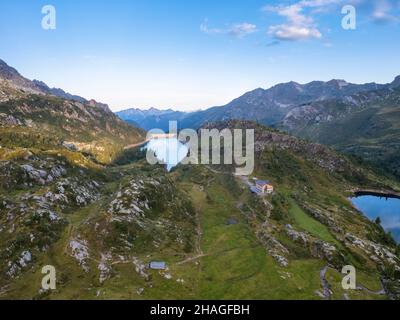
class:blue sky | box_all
[0,0,399,111]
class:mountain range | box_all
[118,77,393,129]
[119,76,400,177]
[117,107,188,131]
[280,81,400,177]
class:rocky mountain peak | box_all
[88,99,112,113]
[326,79,349,88]
[391,75,400,88]
[0,59,41,94]
[272,81,303,92]
[0,58,112,111]
[0,59,21,80]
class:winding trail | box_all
[0,285,10,298]
[357,284,386,296]
[319,265,387,300]
[176,254,208,266]
[320,265,331,300]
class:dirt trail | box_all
[320,265,331,300]
[320,265,387,300]
[176,254,208,266]
[195,206,203,255]
[357,284,386,296]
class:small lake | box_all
[350,195,400,243]
[144,138,188,171]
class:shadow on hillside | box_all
[112,146,147,166]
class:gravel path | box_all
[320,265,331,300]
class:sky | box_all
[0,0,399,112]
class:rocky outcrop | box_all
[51,178,100,207]
[21,164,50,186]
[107,178,153,223]
[257,229,289,267]
[345,233,400,269]
[300,203,342,234]
[69,238,90,272]
[285,225,340,264]
[0,113,22,126]
[6,250,32,278]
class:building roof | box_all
[250,186,262,194]
[149,261,166,270]
[256,180,271,186]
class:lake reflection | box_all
[350,195,400,243]
[144,138,189,171]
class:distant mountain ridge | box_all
[118,77,397,131]
[0,59,111,112]
[117,107,187,131]
[186,79,387,127]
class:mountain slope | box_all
[0,59,144,163]
[280,83,400,177]
[2,120,400,299]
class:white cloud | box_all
[201,20,258,38]
[268,24,322,40]
[228,23,258,38]
[371,0,399,23]
[264,0,361,41]
[264,3,323,40]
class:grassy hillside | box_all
[0,92,144,164]
[281,86,400,178]
[1,121,400,300]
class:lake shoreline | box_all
[352,189,400,200]
[350,193,400,243]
